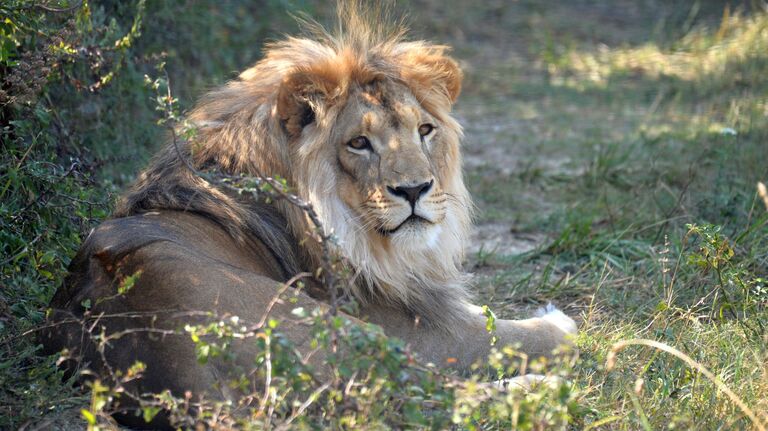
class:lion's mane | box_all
[114,5,473,330]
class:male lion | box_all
[42,5,576,428]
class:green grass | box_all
[2,0,767,429]
[457,3,768,429]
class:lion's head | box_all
[116,8,473,329]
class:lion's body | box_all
[41,5,576,428]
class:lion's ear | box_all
[277,68,340,137]
[430,56,463,103]
[400,52,463,105]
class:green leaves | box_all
[684,223,767,332]
[686,223,734,271]
[117,269,142,295]
[184,318,243,365]
[80,408,96,425]
[81,379,112,431]
[482,304,498,347]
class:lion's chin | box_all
[389,222,443,251]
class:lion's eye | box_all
[418,123,436,137]
[347,136,372,152]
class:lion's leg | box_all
[361,303,577,371]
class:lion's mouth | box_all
[376,214,432,236]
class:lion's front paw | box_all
[535,303,577,335]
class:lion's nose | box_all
[387,179,434,207]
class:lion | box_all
[41,5,576,428]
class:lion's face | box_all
[282,60,472,303]
[332,80,450,249]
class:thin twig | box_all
[34,1,83,13]
[274,382,332,431]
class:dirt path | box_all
[457,107,563,262]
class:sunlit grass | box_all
[550,9,768,90]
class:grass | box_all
[455,2,768,429]
[1,0,767,429]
